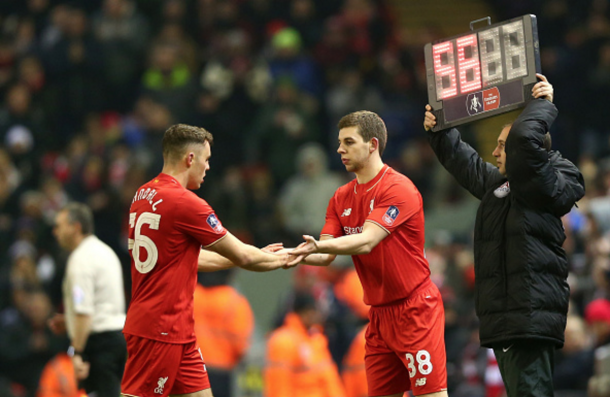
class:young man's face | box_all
[187,141,211,190]
[337,126,374,173]
[492,126,511,176]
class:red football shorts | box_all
[121,334,211,397]
[365,280,447,396]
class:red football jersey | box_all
[124,173,227,343]
[320,165,431,306]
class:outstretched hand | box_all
[291,235,320,256]
[532,73,553,103]
[262,242,284,254]
[423,104,437,131]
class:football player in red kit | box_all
[121,124,291,397]
[291,111,448,397]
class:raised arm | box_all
[424,105,503,200]
[505,75,585,212]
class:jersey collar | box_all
[354,164,390,195]
[157,173,180,185]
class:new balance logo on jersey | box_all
[415,378,427,387]
[154,377,168,394]
[341,208,352,217]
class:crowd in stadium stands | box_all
[0,0,609,396]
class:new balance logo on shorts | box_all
[415,378,427,387]
[154,377,168,394]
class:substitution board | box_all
[424,15,541,131]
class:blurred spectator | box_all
[153,23,198,73]
[0,289,67,397]
[325,67,384,136]
[92,0,149,111]
[288,0,322,49]
[341,326,367,397]
[194,269,254,397]
[206,166,250,237]
[37,353,81,397]
[197,28,271,172]
[314,17,356,84]
[264,291,346,397]
[278,143,345,242]
[141,41,197,122]
[43,7,104,136]
[245,167,281,247]
[247,77,320,186]
[588,344,610,397]
[585,298,610,347]
[0,38,16,93]
[0,149,23,262]
[268,27,321,97]
[0,83,46,186]
[554,315,595,396]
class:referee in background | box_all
[49,202,127,397]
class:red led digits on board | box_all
[432,41,457,100]
[456,34,482,94]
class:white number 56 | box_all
[128,212,161,273]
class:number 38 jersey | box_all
[124,173,227,344]
[321,165,431,306]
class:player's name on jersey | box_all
[132,187,164,211]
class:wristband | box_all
[67,346,82,357]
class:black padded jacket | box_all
[427,99,585,347]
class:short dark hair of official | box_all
[543,132,552,152]
[63,202,95,235]
[338,110,388,155]
[162,124,214,162]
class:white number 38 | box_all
[405,350,433,378]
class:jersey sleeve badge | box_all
[206,214,224,233]
[382,206,400,226]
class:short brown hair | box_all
[338,111,387,155]
[162,124,214,162]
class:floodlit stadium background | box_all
[0,0,609,396]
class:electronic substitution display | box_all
[424,15,540,131]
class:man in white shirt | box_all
[49,202,126,397]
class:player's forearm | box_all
[198,249,236,272]
[70,313,92,352]
[300,253,336,266]
[317,233,373,255]
[238,245,284,272]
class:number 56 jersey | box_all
[124,173,227,344]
